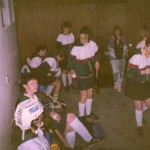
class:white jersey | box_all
[56,33,75,45]
[43,57,58,72]
[28,57,42,68]
[71,40,98,60]
[129,53,150,70]
[21,64,30,73]
[18,128,50,150]
[43,57,61,77]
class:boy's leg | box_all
[86,88,93,116]
[110,60,119,89]
[62,70,67,88]
[65,131,76,149]
[69,117,92,142]
[51,80,61,102]
[117,59,125,92]
[79,91,87,117]
[134,100,144,136]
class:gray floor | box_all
[60,87,150,150]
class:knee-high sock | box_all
[70,117,92,142]
[62,74,67,87]
[78,102,85,117]
[135,109,143,127]
[65,131,76,149]
[46,85,54,95]
[86,99,93,115]
[67,73,72,86]
[53,94,59,103]
[143,102,149,112]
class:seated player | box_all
[17,73,101,149]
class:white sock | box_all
[53,94,59,103]
[86,99,93,115]
[65,131,76,149]
[70,117,92,142]
[78,102,85,117]
[135,109,143,127]
[67,73,72,86]
[62,74,67,87]
[143,102,149,112]
[46,85,54,95]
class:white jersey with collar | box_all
[28,57,42,68]
[71,40,98,60]
[56,33,75,45]
[43,57,58,72]
[129,54,150,69]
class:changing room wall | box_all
[0,0,20,149]
[15,0,150,70]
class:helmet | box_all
[14,99,44,140]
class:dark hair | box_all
[145,37,150,46]
[61,21,72,30]
[80,26,92,40]
[20,73,38,93]
[139,25,150,38]
[113,25,123,36]
[36,45,47,53]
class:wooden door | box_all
[93,1,127,51]
[55,3,93,39]
[15,0,57,64]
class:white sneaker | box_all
[117,85,122,92]
[114,84,118,90]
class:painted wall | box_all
[0,2,20,149]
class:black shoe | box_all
[96,137,105,143]
[78,116,87,124]
[86,113,99,120]
[86,137,100,147]
[69,84,77,90]
[137,126,144,137]
[64,86,69,91]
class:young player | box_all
[14,99,60,150]
[56,21,75,91]
[136,25,150,49]
[125,38,150,136]
[108,25,127,92]
[41,52,65,102]
[68,26,100,119]
[26,45,61,102]
[17,73,101,149]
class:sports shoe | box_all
[64,86,69,91]
[137,126,144,137]
[117,84,122,92]
[86,113,99,120]
[86,137,100,147]
[78,116,87,124]
[69,84,77,90]
[114,83,118,90]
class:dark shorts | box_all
[77,75,94,91]
[125,79,150,100]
